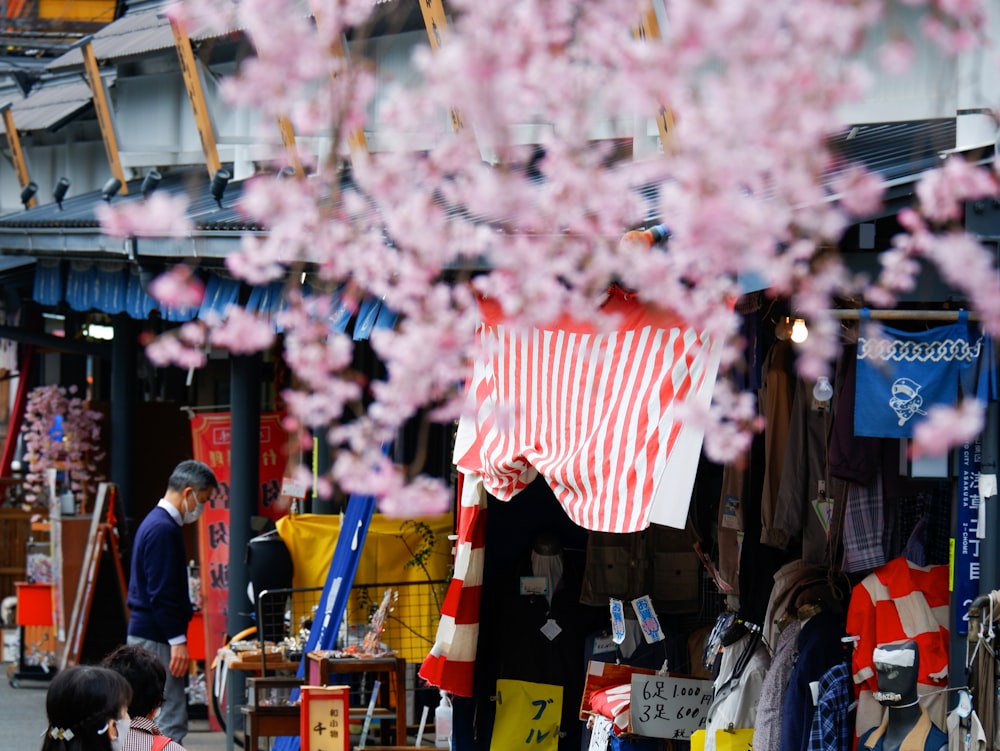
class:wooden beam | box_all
[80,39,128,194]
[417,0,463,132]
[330,35,369,157]
[633,2,676,153]
[304,5,369,163]
[1,105,33,206]
[169,17,222,178]
[276,115,305,176]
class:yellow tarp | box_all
[276,513,453,662]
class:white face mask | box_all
[182,492,206,525]
[110,717,131,751]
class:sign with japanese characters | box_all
[491,679,563,751]
[955,438,983,636]
[629,675,713,740]
[191,411,289,729]
[301,685,350,751]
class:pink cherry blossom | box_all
[911,400,985,459]
[96,192,193,239]
[168,0,998,512]
[208,306,276,354]
[148,264,205,309]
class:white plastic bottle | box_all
[434,690,452,748]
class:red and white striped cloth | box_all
[419,293,721,695]
[418,471,487,694]
[457,292,720,532]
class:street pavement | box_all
[1,664,227,751]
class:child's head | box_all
[43,665,131,751]
[101,644,167,719]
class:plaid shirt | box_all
[121,715,186,751]
[807,663,853,751]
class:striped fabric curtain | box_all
[420,292,722,695]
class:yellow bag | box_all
[689,729,706,751]
[714,727,753,750]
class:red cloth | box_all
[846,556,950,693]
[589,684,633,736]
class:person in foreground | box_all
[126,459,218,745]
[858,640,947,751]
[102,644,187,751]
[41,665,132,751]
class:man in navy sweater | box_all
[127,459,218,745]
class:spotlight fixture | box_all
[101,176,122,202]
[53,177,70,209]
[210,168,231,209]
[141,169,162,198]
[790,318,809,344]
[19,181,37,209]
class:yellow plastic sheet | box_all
[490,679,563,751]
[276,513,453,662]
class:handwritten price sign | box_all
[629,675,713,740]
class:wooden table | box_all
[305,653,408,746]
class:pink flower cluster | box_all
[148,0,997,513]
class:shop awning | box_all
[1,74,113,132]
[46,7,241,70]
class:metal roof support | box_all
[169,16,222,179]
[80,37,129,196]
[1,104,35,207]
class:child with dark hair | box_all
[41,665,131,751]
[101,645,187,751]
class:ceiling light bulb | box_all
[790,318,809,343]
[813,376,834,403]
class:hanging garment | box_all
[753,619,800,751]
[854,310,978,438]
[761,560,831,654]
[806,662,855,751]
[946,707,986,751]
[829,342,882,485]
[780,609,846,751]
[704,630,771,751]
[845,557,950,735]
[716,459,746,611]
[758,339,797,543]
[840,473,886,575]
[454,291,722,533]
[858,706,948,751]
[766,373,845,565]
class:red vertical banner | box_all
[190,411,289,728]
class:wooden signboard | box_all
[60,483,129,669]
[301,685,350,751]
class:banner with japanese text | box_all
[191,411,289,728]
